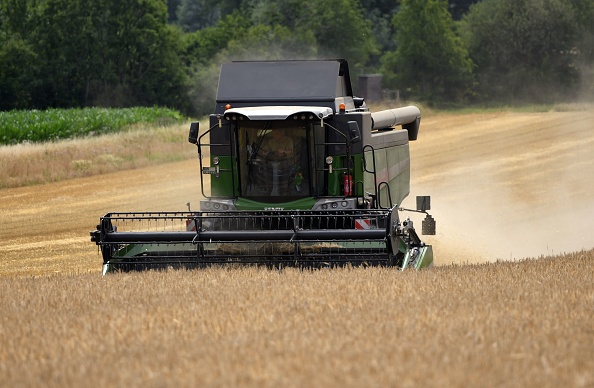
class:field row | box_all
[0,107,185,145]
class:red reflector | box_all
[186,219,196,232]
[355,219,371,230]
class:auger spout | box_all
[371,106,421,140]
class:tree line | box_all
[1,0,592,116]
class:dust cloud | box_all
[407,109,594,265]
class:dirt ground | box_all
[409,109,594,263]
[1,109,593,275]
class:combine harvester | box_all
[91,59,436,273]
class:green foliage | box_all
[186,21,318,115]
[448,0,482,20]
[247,0,377,70]
[381,0,474,102]
[1,0,187,111]
[361,0,401,60]
[311,0,378,70]
[0,107,184,145]
[568,0,594,100]
[173,0,242,28]
[1,0,591,116]
[461,0,580,103]
[0,0,40,110]
[0,36,38,110]
[223,24,317,60]
[176,0,221,32]
[168,0,182,23]
[182,11,252,66]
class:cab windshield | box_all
[237,120,314,201]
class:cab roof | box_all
[216,60,353,103]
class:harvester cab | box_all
[92,59,435,273]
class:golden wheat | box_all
[0,251,592,387]
[0,122,199,188]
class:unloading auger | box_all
[91,59,436,274]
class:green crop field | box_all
[0,107,185,145]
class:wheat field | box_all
[1,108,593,386]
[0,122,195,189]
[1,253,592,387]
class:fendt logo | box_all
[264,207,284,211]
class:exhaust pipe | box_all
[371,106,421,140]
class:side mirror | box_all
[416,196,435,235]
[416,196,431,212]
[347,121,361,144]
[188,122,199,144]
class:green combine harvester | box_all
[91,59,436,274]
